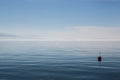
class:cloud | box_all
[0,26,120,41]
[0,32,18,38]
[72,26,120,41]
[23,26,120,41]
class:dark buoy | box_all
[98,56,102,62]
[98,52,102,62]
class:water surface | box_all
[0,41,120,80]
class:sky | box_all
[0,0,120,41]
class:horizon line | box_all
[0,39,120,42]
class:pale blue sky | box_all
[0,0,120,41]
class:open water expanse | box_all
[0,41,120,80]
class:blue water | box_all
[0,41,120,80]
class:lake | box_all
[0,41,120,80]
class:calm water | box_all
[0,41,120,80]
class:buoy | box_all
[98,56,102,62]
[98,52,102,62]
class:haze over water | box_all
[0,41,120,80]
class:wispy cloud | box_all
[0,26,120,41]
[0,33,17,37]
[72,26,120,41]
[29,26,120,41]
